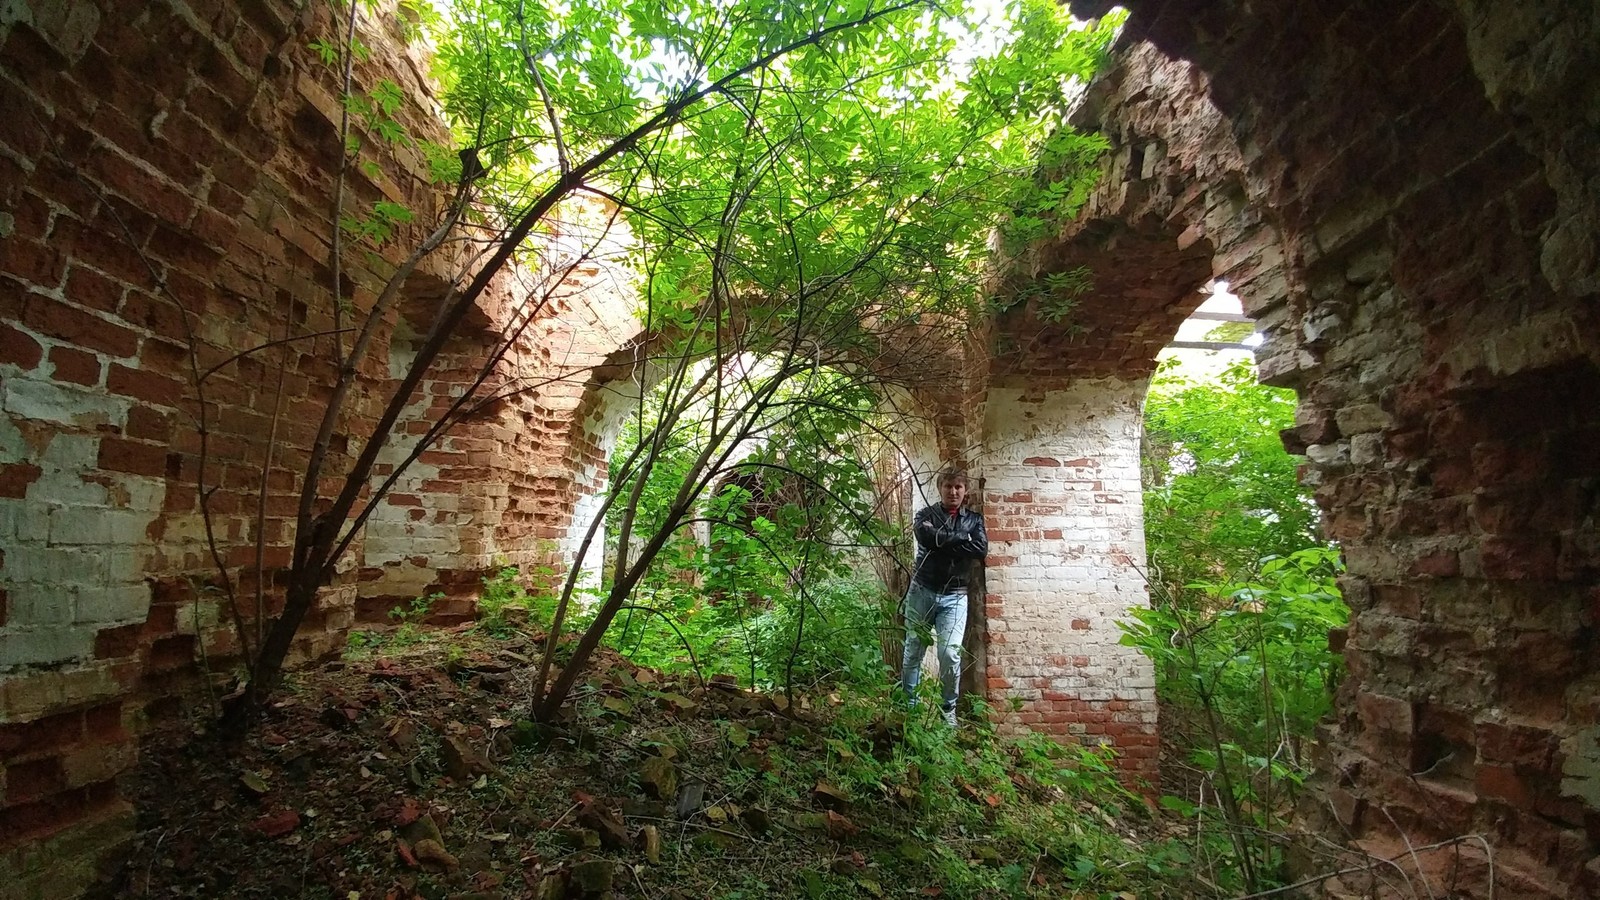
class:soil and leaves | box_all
[115,618,1220,899]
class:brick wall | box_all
[1062,0,1600,894]
[973,39,1292,784]
[5,0,1595,896]
[357,231,639,617]
[0,3,633,896]
[978,380,1157,781]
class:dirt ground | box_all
[101,625,1171,899]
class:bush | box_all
[1132,358,1344,892]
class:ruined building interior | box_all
[1,0,1597,897]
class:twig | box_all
[628,815,761,843]
[329,0,359,365]
[614,604,706,690]
[515,0,570,176]
[546,800,583,833]
[198,328,353,382]
[1383,805,1437,899]
[1233,835,1488,899]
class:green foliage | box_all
[993,264,1092,321]
[389,591,439,645]
[595,360,908,693]
[1132,359,1344,892]
[431,0,1121,326]
[348,590,441,653]
[767,689,1213,898]
[425,0,1128,720]
[1121,548,1345,888]
[1142,358,1318,595]
[476,565,538,637]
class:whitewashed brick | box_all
[73,584,149,624]
[3,378,130,429]
[4,584,74,627]
[0,628,94,667]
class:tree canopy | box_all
[432,0,1120,343]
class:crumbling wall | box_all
[979,380,1156,777]
[0,2,629,897]
[974,38,1295,785]
[357,224,638,617]
[1062,0,1600,894]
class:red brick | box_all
[147,635,195,672]
[1475,721,1558,772]
[62,264,129,314]
[188,204,240,250]
[1358,691,1415,736]
[0,237,66,288]
[117,290,190,338]
[0,79,51,162]
[1021,456,1060,467]
[59,216,158,289]
[89,146,196,227]
[142,602,178,638]
[97,437,170,478]
[1408,550,1459,577]
[0,710,84,759]
[209,182,248,218]
[19,296,141,358]
[144,221,225,276]
[0,792,74,844]
[0,323,44,369]
[1479,535,1559,580]
[106,363,185,407]
[0,463,42,498]
[82,702,126,743]
[7,190,54,243]
[124,404,173,441]
[5,757,67,803]
[1474,764,1532,807]
[47,345,102,386]
[93,623,143,660]
[87,103,162,174]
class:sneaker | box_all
[941,706,958,728]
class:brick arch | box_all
[552,328,973,592]
[972,40,1292,786]
[1055,2,1600,895]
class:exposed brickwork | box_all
[1060,0,1600,894]
[978,381,1157,783]
[3,0,1595,896]
[355,279,638,622]
[971,39,1294,785]
[0,3,630,896]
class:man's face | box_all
[940,479,967,509]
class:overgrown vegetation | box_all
[594,368,900,696]
[429,0,1125,721]
[130,0,1354,889]
[121,626,1226,899]
[1127,356,1345,892]
[199,0,1119,728]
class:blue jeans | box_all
[900,582,968,713]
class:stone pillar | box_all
[980,377,1158,783]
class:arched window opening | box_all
[1136,281,1343,823]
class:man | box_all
[901,468,988,727]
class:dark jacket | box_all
[910,503,988,592]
